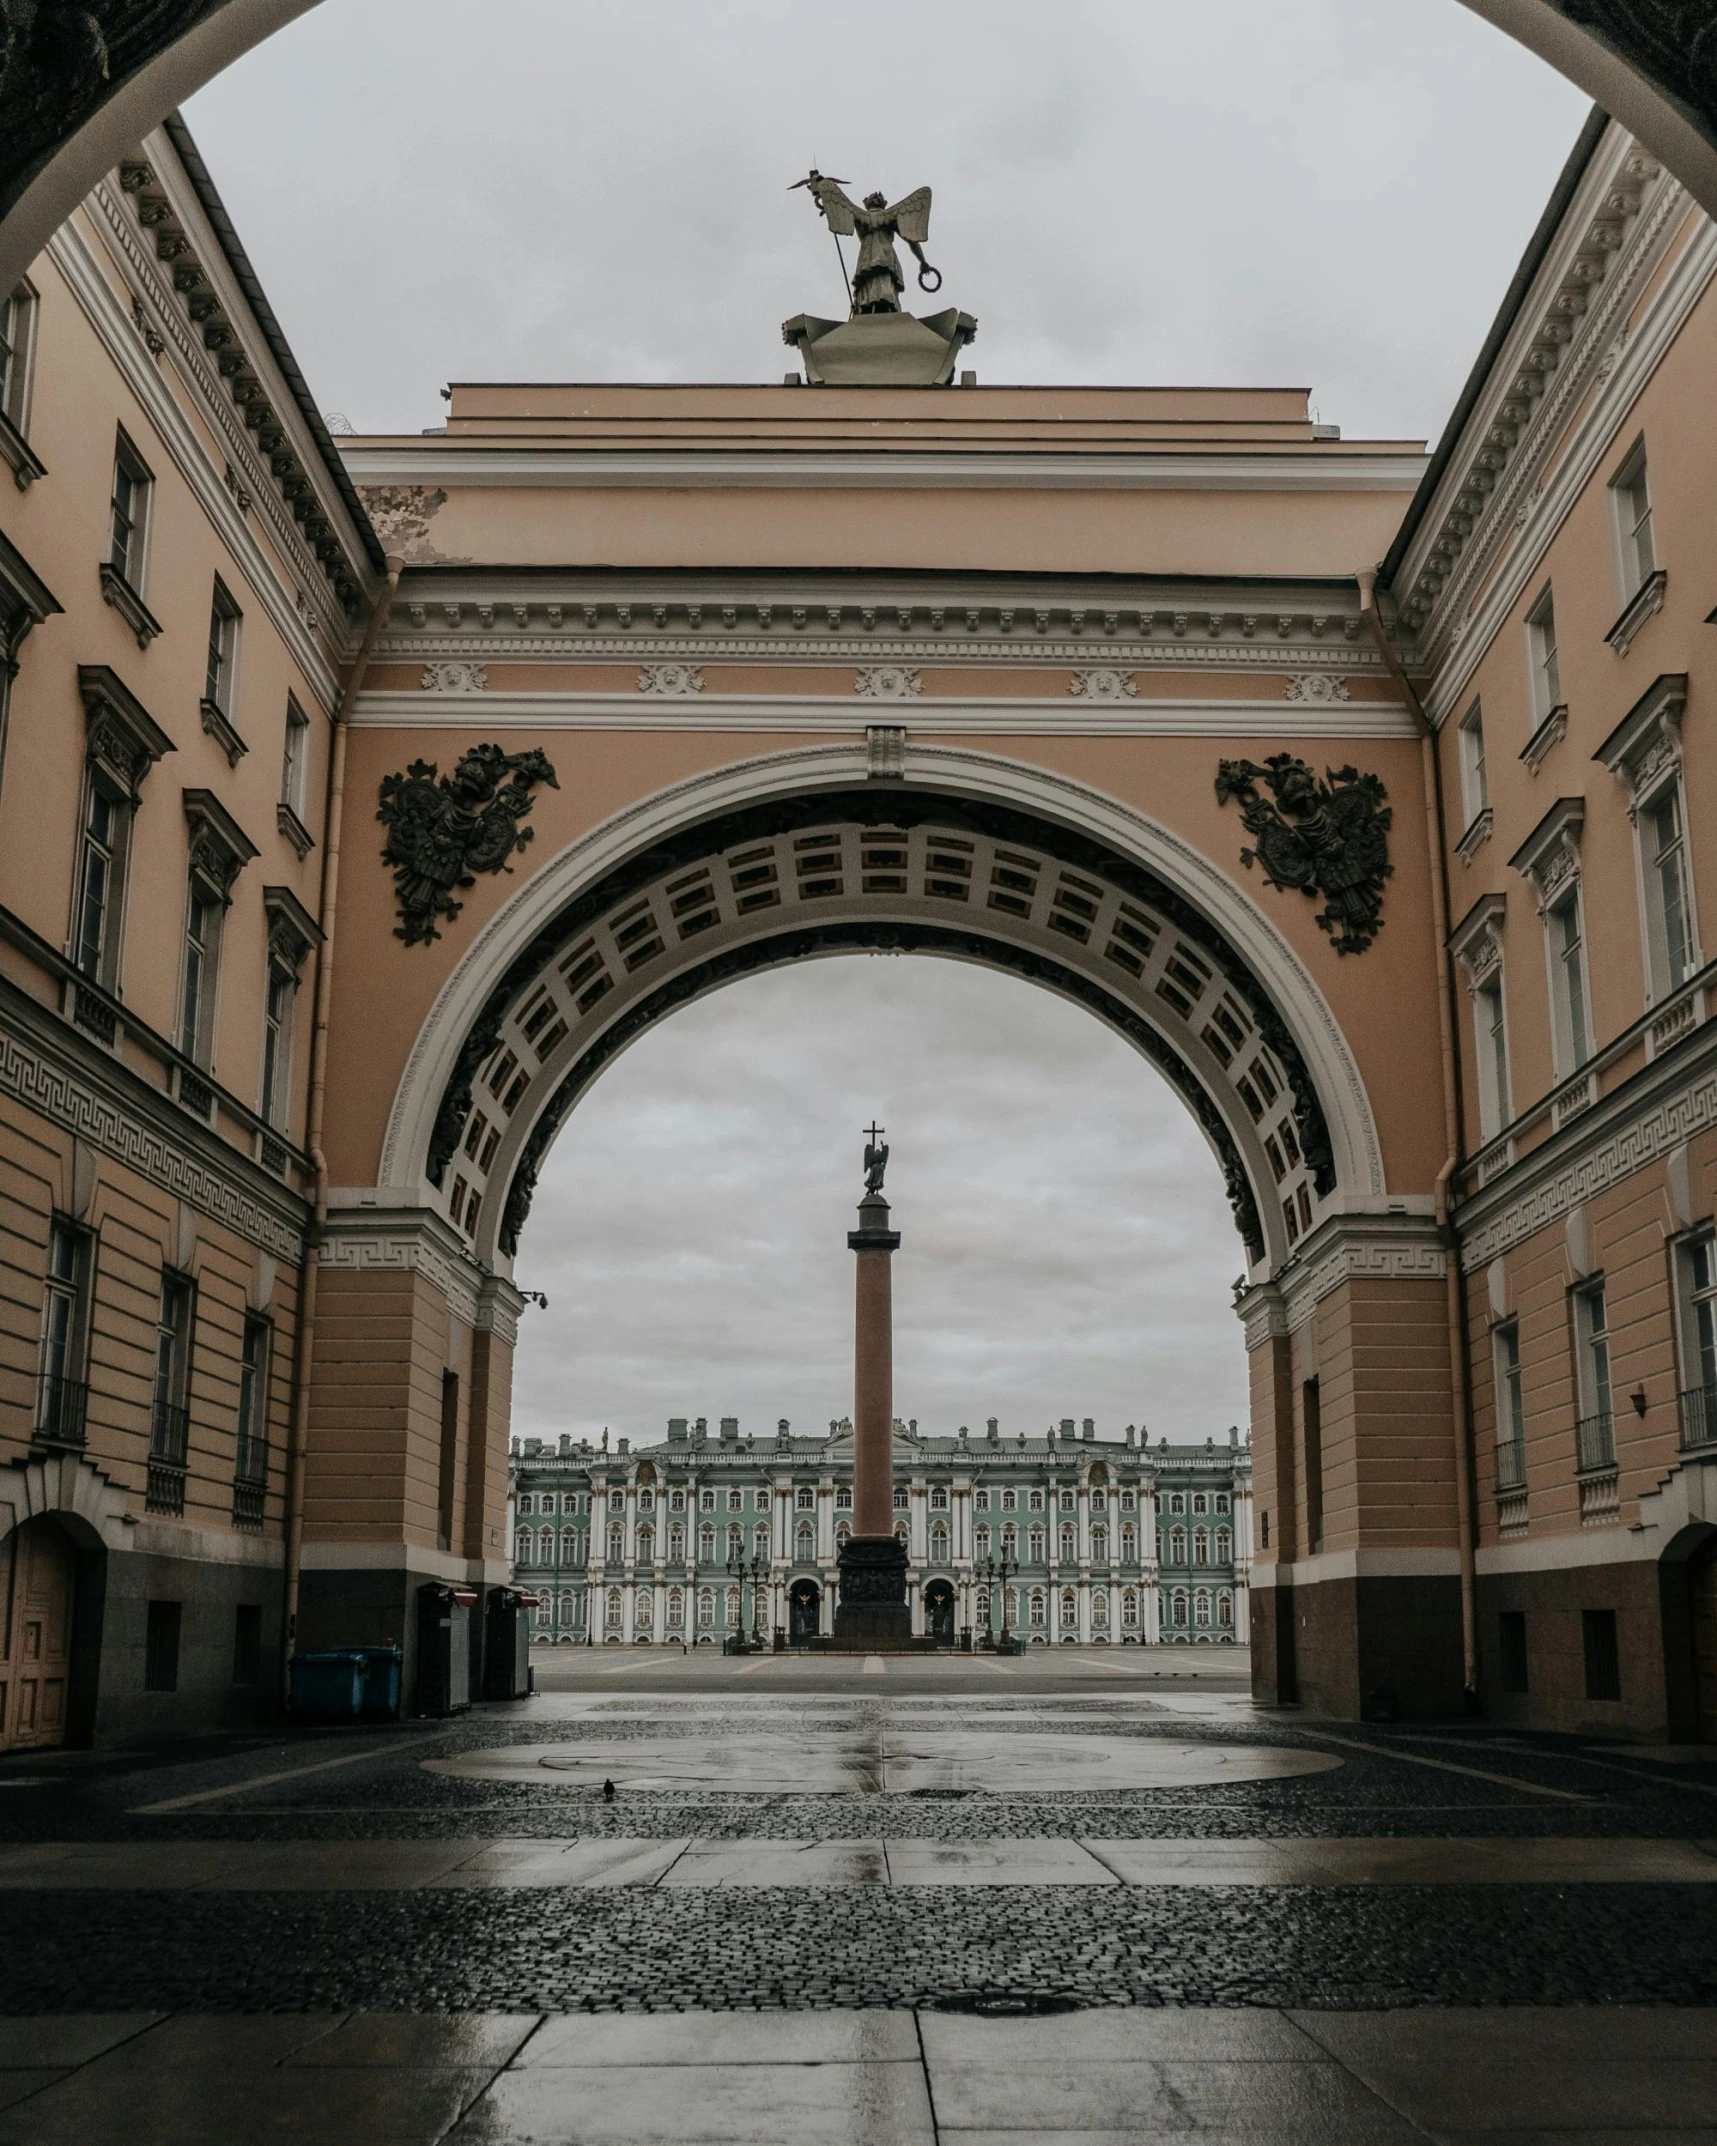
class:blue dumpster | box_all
[288,1649,366,1717]
[355,1644,402,1718]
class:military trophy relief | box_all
[377,744,559,946]
[1214,754,1392,955]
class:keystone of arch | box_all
[375,738,1387,1221]
[0,1450,133,1553]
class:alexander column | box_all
[833,1124,911,1643]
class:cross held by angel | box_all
[791,172,941,316]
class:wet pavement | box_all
[4,1645,1717,2137]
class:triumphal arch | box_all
[5,32,1717,1740]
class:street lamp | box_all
[978,1550,1018,1651]
[725,1550,771,1649]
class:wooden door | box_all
[1691,1539,1717,1743]
[0,1520,75,1751]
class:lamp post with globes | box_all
[726,1549,771,1650]
[977,1549,1018,1653]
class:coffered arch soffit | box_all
[377,743,1387,1279]
[7,6,1717,298]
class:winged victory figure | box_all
[791,172,941,315]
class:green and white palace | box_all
[510,1418,1251,1646]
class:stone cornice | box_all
[349,688,1416,740]
[1236,1211,1448,1343]
[48,212,344,709]
[0,969,307,1261]
[1453,1012,1717,1268]
[317,1207,496,1329]
[343,445,1427,494]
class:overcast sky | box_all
[186,2,1588,1445]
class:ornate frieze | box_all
[421,662,488,694]
[1214,755,1393,955]
[1284,674,1351,704]
[854,666,921,699]
[636,664,703,696]
[1068,670,1137,701]
[377,744,559,946]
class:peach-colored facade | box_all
[4,106,1715,1739]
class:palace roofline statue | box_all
[783,169,976,387]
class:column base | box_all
[834,1534,911,1643]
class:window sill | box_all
[1551,1070,1598,1128]
[1646,979,1706,1060]
[199,696,247,769]
[1606,568,1667,657]
[0,410,46,491]
[98,562,162,648]
[276,800,314,859]
[1520,703,1568,774]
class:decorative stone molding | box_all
[262,885,322,974]
[198,693,248,769]
[1236,1212,1447,1342]
[76,665,173,796]
[1509,795,1585,912]
[854,666,921,700]
[1068,669,1138,701]
[636,664,703,696]
[1605,566,1668,656]
[1284,674,1350,705]
[276,802,314,862]
[97,561,162,649]
[0,1450,133,1553]
[0,525,60,667]
[421,662,487,694]
[183,789,259,896]
[1449,892,1507,993]
[1593,670,1687,818]
[0,984,305,1261]
[1455,806,1494,865]
[1519,703,1568,773]
[319,1209,490,1329]
[865,726,907,779]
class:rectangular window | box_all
[260,961,295,1129]
[144,1599,182,1692]
[1582,1607,1621,1701]
[281,697,309,816]
[36,1217,93,1448]
[232,1604,263,1685]
[1549,889,1591,1073]
[1458,702,1487,823]
[1498,1610,1529,1694]
[204,579,242,719]
[233,1315,270,1527]
[1611,441,1656,598]
[148,1272,194,1515]
[1301,1376,1323,1554]
[178,880,222,1063]
[109,431,152,590]
[1494,1319,1524,1489]
[74,780,129,987]
[437,1369,460,1552]
[1526,586,1562,723]
[1573,1281,1614,1473]
[1643,786,1695,996]
[0,278,38,434]
[1474,973,1511,1142]
[1676,1231,1717,1448]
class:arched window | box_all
[1028,1526,1045,1562]
[516,1534,531,1567]
[668,1524,684,1562]
[1170,1528,1186,1564]
[976,1590,992,1627]
[893,1488,909,1511]
[835,1488,852,1511]
[1194,1530,1208,1565]
[698,1588,714,1628]
[931,1487,949,1511]
[1058,1490,1074,1514]
[1171,1589,1188,1627]
[796,1521,815,1559]
[724,1586,740,1628]
[930,1522,949,1562]
[518,1495,534,1519]
[1029,1589,1046,1628]
[636,1589,654,1627]
[1122,1588,1139,1628]
[1193,1494,1207,1515]
[699,1524,715,1562]
[637,1528,654,1566]
[1218,1591,1234,1627]
[700,1489,715,1513]
[638,1489,654,1514]
[558,1591,573,1624]
[1092,1526,1108,1565]
[1091,1490,1107,1515]
[796,1486,814,1510]
[667,1589,684,1628]
[607,1526,624,1563]
[1216,1493,1231,1514]
[605,1587,622,1627]
[1029,1490,1045,1513]
[1170,1493,1184,1515]
[669,1488,685,1514]
[973,1524,990,1559]
[1060,1589,1077,1627]
[1005,1588,1020,1630]
[753,1523,769,1557]
[1092,1591,1109,1626]
[1120,1491,1135,1513]
[1058,1525,1075,1561]
[1195,1590,1212,1626]
[727,1489,743,1514]
[535,1600,551,1627]
[1216,1529,1232,1564]
[1121,1525,1136,1563]
[974,1488,990,1512]
[561,1527,577,1562]
[609,1490,625,1513]
[894,1522,908,1544]
[835,1520,851,1546]
[726,1524,743,1559]
[1001,1488,1017,1513]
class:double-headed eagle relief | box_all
[1214,754,1393,956]
[378,743,559,946]
[791,172,942,316]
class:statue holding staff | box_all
[790,171,942,316]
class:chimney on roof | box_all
[559,1433,572,1455]
[1125,1424,1137,1449]
[720,1416,738,1443]
[618,1437,630,1456]
[668,1417,688,1442]
[1081,1417,1095,1442]
[1229,1424,1240,1446]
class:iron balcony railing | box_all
[1495,1436,1526,1493]
[1681,1383,1717,1452]
[147,1400,189,1514]
[1574,1408,1617,1476]
[34,1371,88,1450]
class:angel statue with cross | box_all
[791,172,942,316]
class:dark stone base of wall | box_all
[91,1545,283,1747]
[1250,1572,1467,1721]
[1477,1558,1682,1740]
